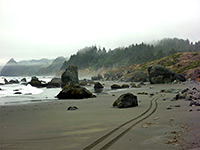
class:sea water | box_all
[0,76,61,105]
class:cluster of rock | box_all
[56,65,95,99]
[104,65,187,84]
[172,87,200,106]
[113,93,138,108]
[29,77,61,88]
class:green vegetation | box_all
[60,38,200,71]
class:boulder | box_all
[29,76,46,88]
[57,83,95,99]
[148,65,175,84]
[94,82,104,89]
[91,74,103,80]
[21,78,27,82]
[8,79,19,84]
[47,78,61,88]
[61,66,79,88]
[121,84,129,88]
[111,84,121,89]
[130,71,148,82]
[113,93,138,108]
[174,74,186,82]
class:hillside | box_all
[104,52,200,81]
[58,38,200,75]
[37,57,66,75]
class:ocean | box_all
[0,76,61,105]
[0,76,129,105]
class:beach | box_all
[1,81,200,150]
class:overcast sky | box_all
[0,0,200,65]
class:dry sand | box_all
[0,81,200,150]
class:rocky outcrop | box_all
[61,66,79,88]
[148,65,175,84]
[47,78,61,88]
[57,83,95,99]
[113,93,138,108]
[29,76,46,88]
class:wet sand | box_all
[0,81,200,150]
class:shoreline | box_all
[1,81,200,150]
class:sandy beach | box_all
[1,81,200,150]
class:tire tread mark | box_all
[83,96,160,150]
[99,99,158,150]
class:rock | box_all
[111,84,121,89]
[0,88,3,91]
[121,84,129,88]
[166,105,172,109]
[174,104,181,107]
[174,74,186,82]
[29,76,46,88]
[130,83,141,88]
[91,74,103,80]
[172,88,200,101]
[8,79,19,84]
[67,106,78,110]
[47,78,61,88]
[113,93,138,108]
[189,100,200,106]
[130,71,148,82]
[131,83,137,88]
[57,83,95,99]
[137,92,148,95]
[94,82,104,89]
[61,66,79,88]
[14,92,22,94]
[148,65,176,84]
[4,78,9,84]
[21,78,27,82]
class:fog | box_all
[1,0,200,65]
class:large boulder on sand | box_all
[61,66,79,88]
[113,93,138,108]
[57,83,95,99]
[148,65,175,84]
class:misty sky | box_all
[1,0,200,65]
